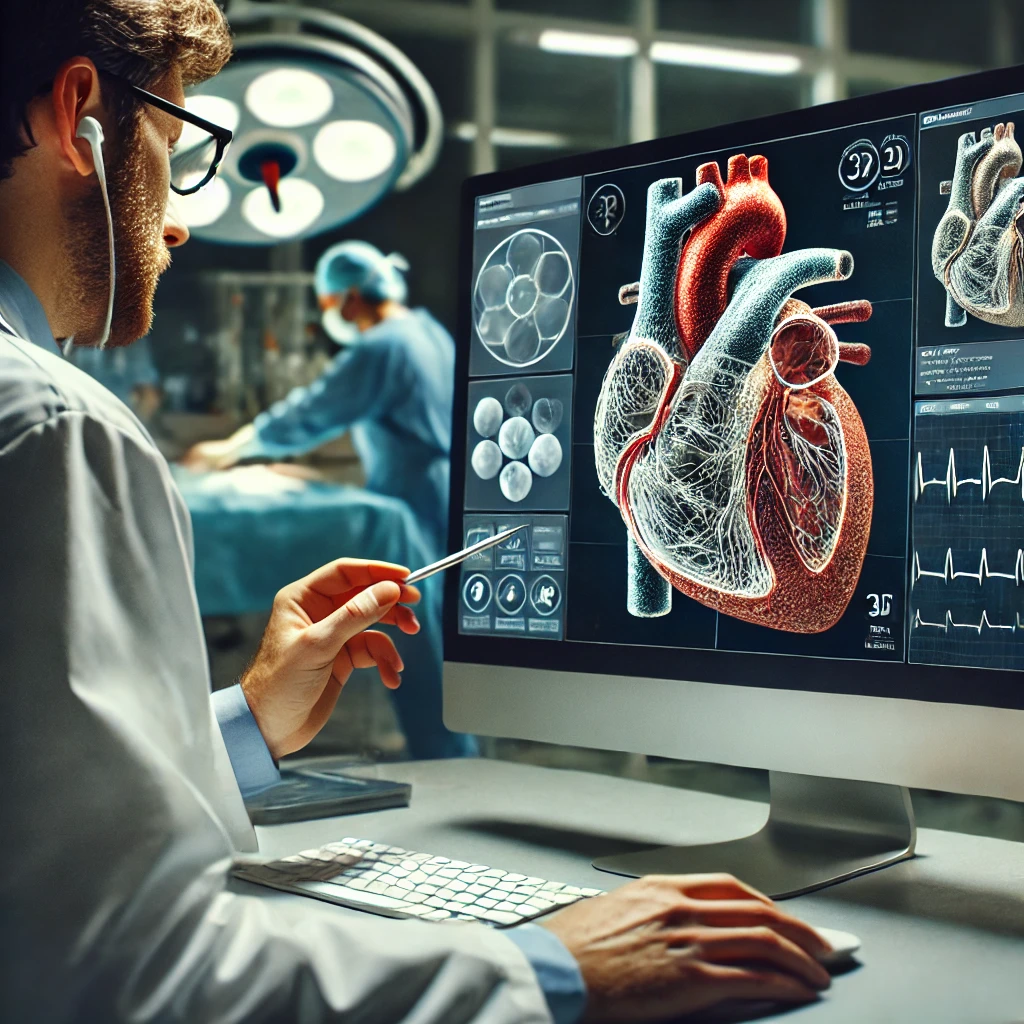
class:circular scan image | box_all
[473,228,575,368]
[504,382,533,418]
[471,439,503,480]
[531,397,563,434]
[528,433,563,478]
[498,416,535,461]
[499,460,533,503]
[473,396,504,437]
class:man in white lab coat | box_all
[0,2,832,1021]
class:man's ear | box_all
[51,57,106,177]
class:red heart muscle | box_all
[594,157,874,633]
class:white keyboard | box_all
[234,837,603,927]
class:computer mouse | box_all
[812,926,861,966]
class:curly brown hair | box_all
[0,0,233,180]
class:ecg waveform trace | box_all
[912,608,1024,634]
[912,547,1024,586]
[914,446,1024,501]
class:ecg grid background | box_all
[910,407,1024,671]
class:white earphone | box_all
[70,116,116,351]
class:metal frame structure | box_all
[325,0,1012,174]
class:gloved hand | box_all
[241,558,420,758]
[180,423,256,472]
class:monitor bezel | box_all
[445,62,1024,715]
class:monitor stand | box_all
[593,771,916,899]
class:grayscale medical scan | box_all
[1,1,1022,1022]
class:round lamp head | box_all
[176,2,443,247]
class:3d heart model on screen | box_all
[593,154,875,633]
[932,121,1024,328]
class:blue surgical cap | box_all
[314,241,409,304]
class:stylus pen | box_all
[403,524,529,585]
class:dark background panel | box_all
[714,552,906,662]
[465,374,574,512]
[565,541,719,649]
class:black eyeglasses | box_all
[101,71,234,195]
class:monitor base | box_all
[593,771,916,899]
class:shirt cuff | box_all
[506,923,587,1024]
[211,684,281,798]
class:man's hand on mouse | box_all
[541,873,832,1023]
[241,558,421,759]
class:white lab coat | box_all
[0,322,551,1021]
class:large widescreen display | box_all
[446,67,1024,707]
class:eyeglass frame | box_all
[98,70,234,196]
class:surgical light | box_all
[177,175,232,228]
[314,120,397,182]
[650,41,802,75]
[245,68,334,128]
[242,178,325,238]
[538,30,639,58]
[181,2,443,245]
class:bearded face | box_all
[60,100,173,349]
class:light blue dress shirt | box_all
[0,259,586,1024]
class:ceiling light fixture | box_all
[650,41,802,75]
[180,2,444,244]
[539,30,640,58]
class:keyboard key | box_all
[401,860,420,871]
[424,910,451,920]
[346,878,369,891]
[523,898,555,912]
[367,881,390,894]
[404,892,428,903]
[581,888,603,897]
[458,873,482,884]
[551,892,579,905]
[448,860,470,869]
[504,874,527,882]
[451,892,476,904]
[385,886,412,899]
[493,901,518,913]
[301,881,411,912]
[437,867,461,879]
[425,896,446,908]
[447,881,468,893]
[504,893,528,904]
[476,897,498,909]
[419,885,438,896]
[495,881,517,892]
[445,901,468,912]
[481,868,506,878]
[467,884,490,896]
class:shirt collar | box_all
[0,260,60,354]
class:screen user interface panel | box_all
[457,80,1024,679]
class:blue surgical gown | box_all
[238,308,453,561]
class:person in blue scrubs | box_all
[183,242,453,562]
[183,242,474,758]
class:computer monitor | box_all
[443,64,1024,897]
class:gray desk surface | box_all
[251,758,1024,1024]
